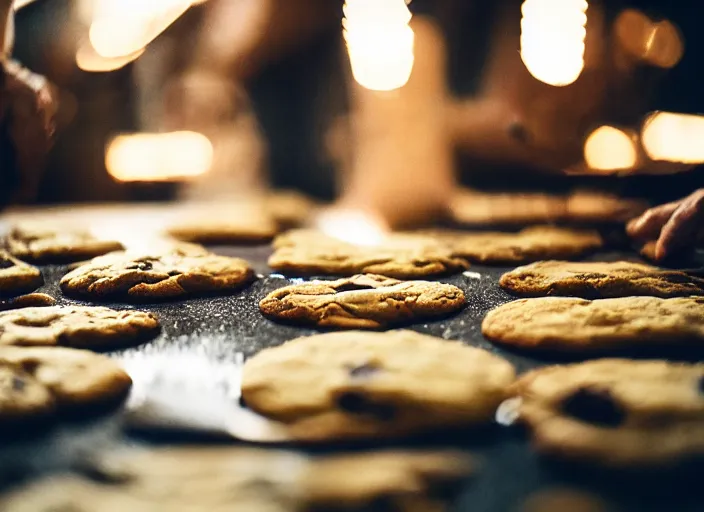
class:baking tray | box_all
[0,224,702,511]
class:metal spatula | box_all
[118,350,292,443]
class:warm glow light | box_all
[642,112,704,164]
[106,132,213,182]
[520,0,588,87]
[76,39,144,72]
[89,0,193,58]
[343,0,415,91]
[316,209,388,246]
[584,126,637,171]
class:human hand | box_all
[627,189,704,261]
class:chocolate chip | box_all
[127,261,154,271]
[334,282,374,293]
[12,377,25,392]
[348,363,380,379]
[336,392,396,421]
[561,388,626,427]
[698,375,704,395]
[0,257,15,269]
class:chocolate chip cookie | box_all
[508,359,704,466]
[500,260,704,298]
[0,360,54,425]
[269,230,469,279]
[6,222,124,263]
[260,274,465,329]
[0,250,43,297]
[0,305,160,350]
[0,346,132,409]
[60,246,254,301]
[428,226,603,265]
[482,296,704,352]
[266,189,319,228]
[0,293,56,312]
[241,330,515,441]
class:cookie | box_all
[302,450,473,510]
[500,260,704,298]
[0,250,43,297]
[429,226,603,265]
[6,222,124,263]
[241,330,515,441]
[508,359,704,466]
[260,274,465,329]
[0,293,56,312]
[0,361,54,425]
[449,189,567,226]
[0,305,160,350]
[269,230,469,279]
[482,296,704,352]
[449,188,647,226]
[0,346,132,409]
[60,246,254,301]
[0,447,304,512]
[166,203,278,245]
[266,190,318,228]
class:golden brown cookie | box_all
[508,359,704,466]
[241,330,515,441]
[266,190,319,228]
[302,450,473,510]
[0,250,43,297]
[482,296,704,352]
[449,189,567,226]
[60,246,254,301]
[260,274,465,329]
[269,230,469,279]
[427,226,603,265]
[166,203,278,245]
[0,293,56,312]
[500,260,704,298]
[6,222,124,263]
[0,305,160,350]
[449,188,647,226]
[0,346,132,410]
[0,361,54,425]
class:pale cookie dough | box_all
[0,346,132,409]
[241,330,515,441]
[500,260,704,298]
[428,226,603,265]
[6,222,124,263]
[482,296,704,352]
[260,274,465,329]
[508,359,704,466]
[269,230,469,279]
[0,305,160,350]
[0,250,43,297]
[60,246,254,301]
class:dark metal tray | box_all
[0,242,702,512]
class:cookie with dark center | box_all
[241,330,515,441]
[0,305,160,350]
[60,245,254,301]
[0,250,43,298]
[500,260,704,299]
[509,359,704,466]
[0,361,54,425]
[6,222,124,264]
[259,274,465,329]
[482,296,704,353]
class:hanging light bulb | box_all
[343,0,414,92]
[642,112,704,164]
[520,0,588,87]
